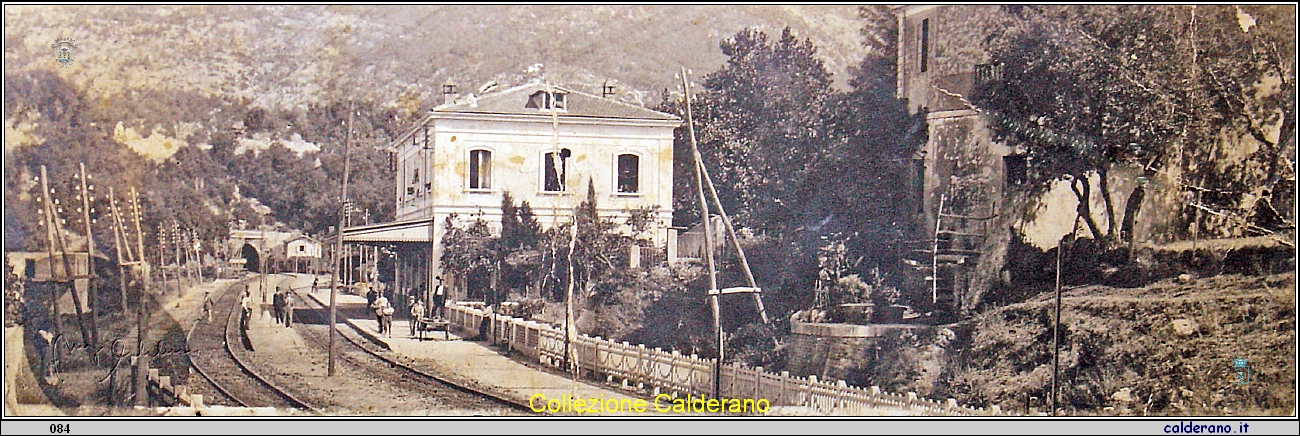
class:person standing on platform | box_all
[432,276,447,319]
[372,293,391,335]
[240,291,253,332]
[283,290,295,328]
[409,299,425,337]
[272,290,284,325]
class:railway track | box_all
[287,281,532,414]
[185,278,321,412]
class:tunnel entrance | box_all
[241,243,261,273]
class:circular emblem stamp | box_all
[50,37,77,68]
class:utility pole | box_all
[191,229,202,284]
[37,166,64,337]
[77,163,100,347]
[328,100,354,377]
[563,211,578,374]
[678,67,770,399]
[49,181,93,357]
[129,187,150,407]
[1051,217,1078,417]
[544,81,579,375]
[42,166,94,354]
[681,67,723,399]
[108,187,128,314]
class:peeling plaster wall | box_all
[392,114,677,281]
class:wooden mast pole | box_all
[107,187,128,315]
[328,99,354,377]
[680,67,723,399]
[77,163,100,347]
[38,166,64,336]
[128,187,150,406]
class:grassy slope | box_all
[942,273,1295,416]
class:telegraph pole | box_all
[1051,218,1079,417]
[77,163,100,347]
[680,67,723,399]
[48,176,93,357]
[40,166,94,353]
[37,166,64,336]
[129,187,150,406]
[108,187,128,314]
[328,100,354,377]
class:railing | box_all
[974,63,1004,83]
[140,356,203,408]
[445,303,1005,416]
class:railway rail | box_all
[288,281,532,414]
[185,278,321,412]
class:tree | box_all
[973,5,1295,243]
[439,213,495,301]
[830,5,929,262]
[495,192,543,295]
[690,27,839,235]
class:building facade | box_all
[895,5,1022,315]
[348,81,680,302]
[284,235,322,260]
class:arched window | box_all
[469,149,492,190]
[617,154,640,194]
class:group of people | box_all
[272,286,295,328]
[360,276,450,338]
[235,282,296,332]
[407,276,448,337]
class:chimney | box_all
[441,78,458,105]
[602,80,616,99]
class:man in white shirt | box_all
[283,291,295,328]
[240,291,253,332]
[409,299,425,337]
[372,293,391,336]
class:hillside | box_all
[3,5,872,249]
[4,5,867,112]
[938,273,1296,415]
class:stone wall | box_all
[785,321,948,396]
[786,333,877,388]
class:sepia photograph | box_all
[2,4,1296,429]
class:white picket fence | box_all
[446,303,1005,416]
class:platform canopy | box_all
[341,218,433,243]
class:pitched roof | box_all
[285,235,320,244]
[433,82,680,122]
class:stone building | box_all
[895,6,1148,314]
[894,5,1026,316]
[892,5,1282,315]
